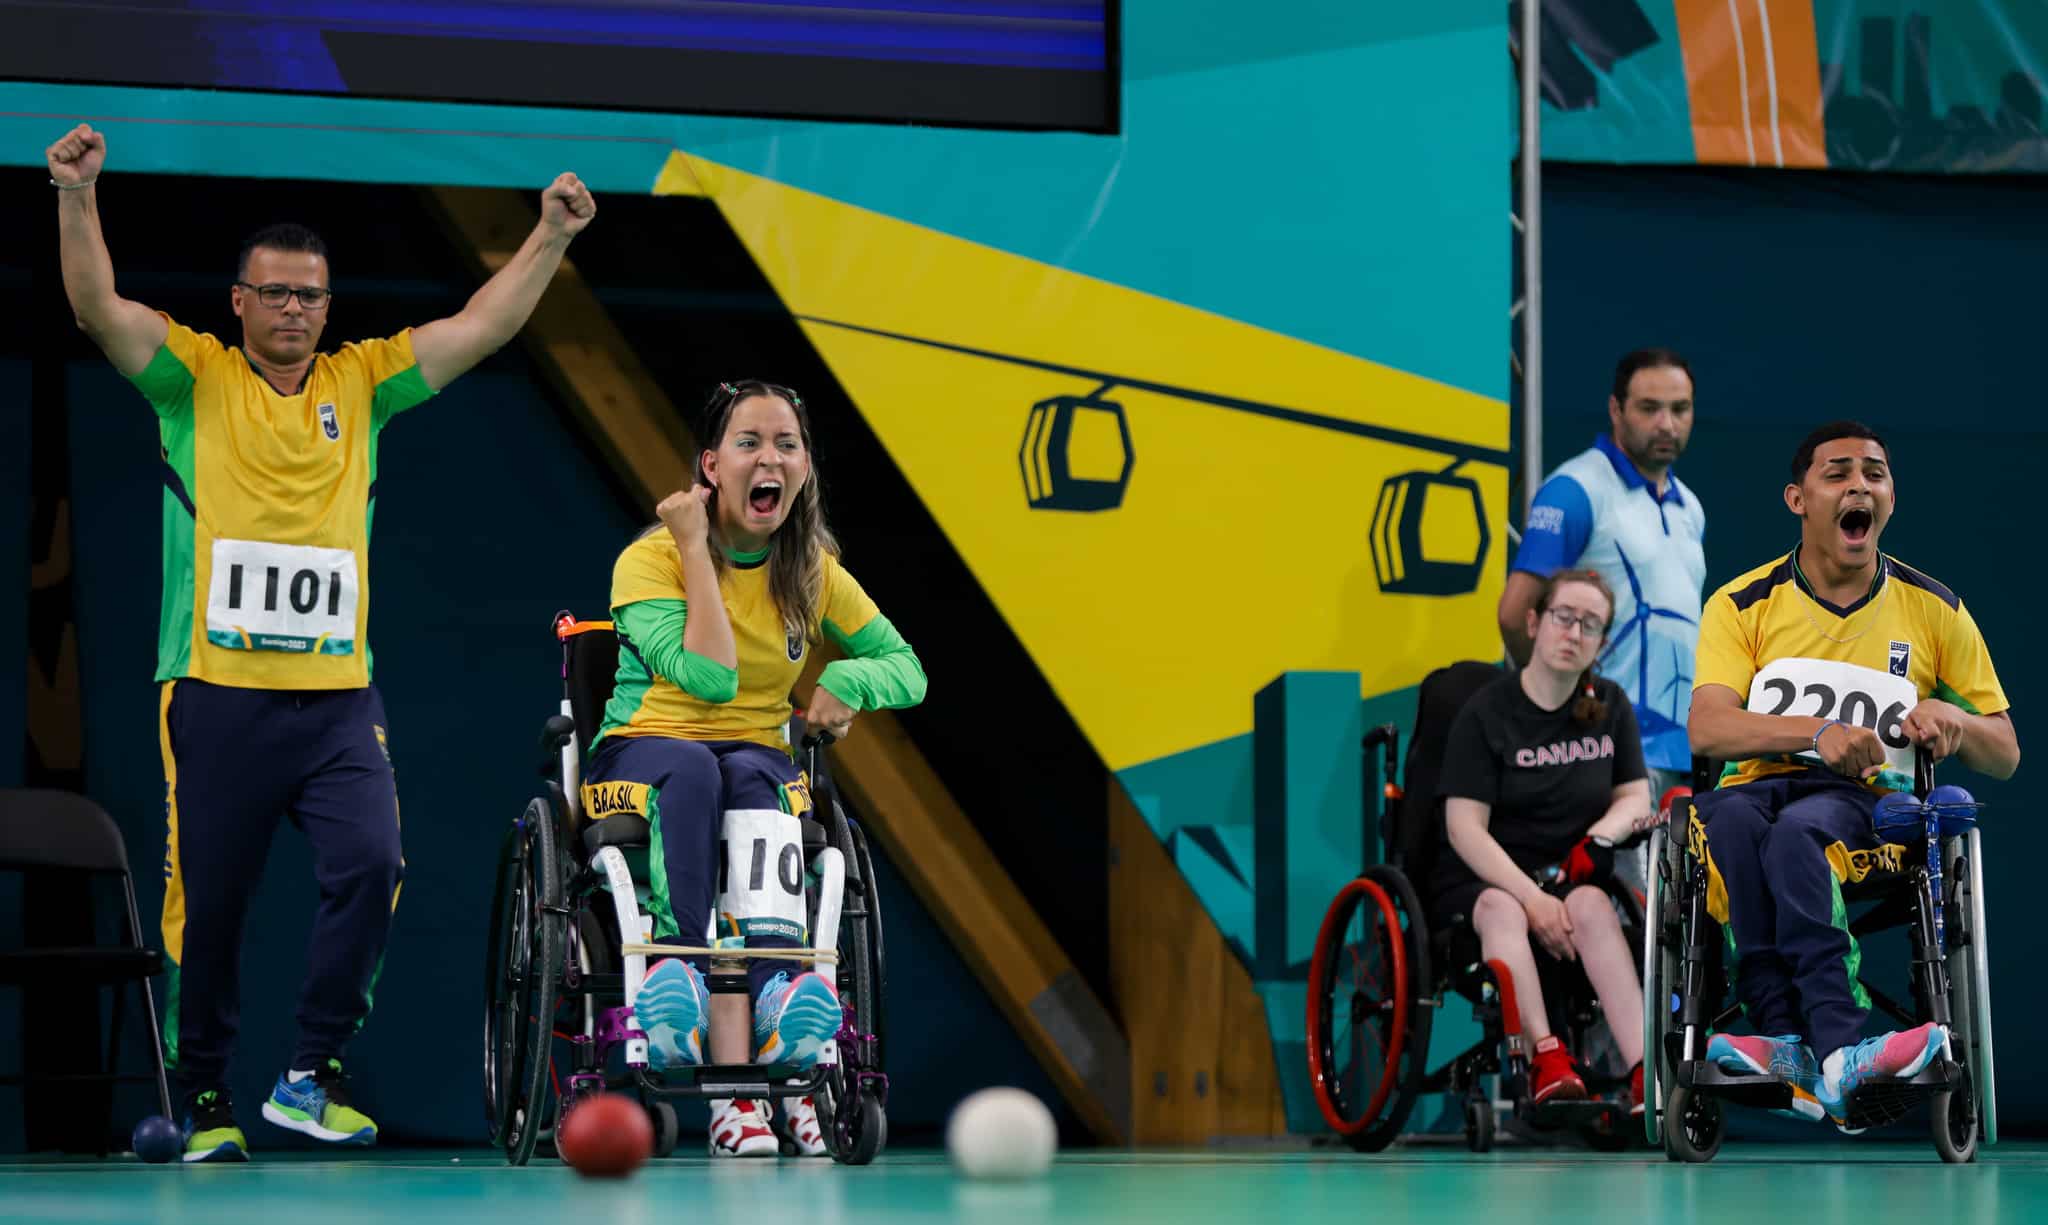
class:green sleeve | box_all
[818,614,927,713]
[614,598,739,704]
[129,343,195,421]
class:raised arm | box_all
[410,172,596,391]
[48,126,166,377]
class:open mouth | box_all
[748,481,783,518]
[1839,507,1873,546]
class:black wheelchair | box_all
[483,615,889,1165]
[1644,754,1994,1163]
[1307,661,1641,1153]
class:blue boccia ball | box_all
[1927,784,1976,808]
[1872,790,1923,834]
[132,1114,182,1164]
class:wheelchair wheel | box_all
[1306,864,1433,1151]
[484,796,565,1167]
[646,1100,680,1159]
[1662,1084,1723,1163]
[845,815,887,1070]
[1932,1080,1979,1164]
[1947,828,1996,1147]
[1464,1096,1494,1153]
[1641,826,1681,1146]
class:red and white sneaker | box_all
[782,1096,829,1158]
[1529,1035,1587,1104]
[709,1099,778,1157]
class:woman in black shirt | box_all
[1437,569,1655,1110]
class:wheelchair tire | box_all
[1948,828,1996,1147]
[1642,826,1681,1146]
[1662,1084,1723,1164]
[486,796,565,1167]
[1464,1098,1494,1153]
[846,815,887,1072]
[1932,1081,1979,1164]
[1306,864,1432,1151]
[646,1100,680,1159]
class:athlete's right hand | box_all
[657,485,713,550]
[47,124,105,186]
[1816,720,1886,779]
[1523,891,1576,960]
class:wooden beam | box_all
[427,185,1130,1143]
[422,186,696,505]
[1109,779,1287,1141]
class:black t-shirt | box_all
[1431,672,1646,892]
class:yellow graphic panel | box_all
[683,154,1509,771]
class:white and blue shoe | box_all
[752,971,840,1069]
[637,959,710,1070]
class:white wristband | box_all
[51,176,97,191]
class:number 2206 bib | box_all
[1745,656,1917,776]
[205,538,359,655]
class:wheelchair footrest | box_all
[1517,1098,1629,1131]
[1685,1064,1802,1111]
[632,1062,827,1102]
[1841,1060,1962,1132]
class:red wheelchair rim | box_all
[1306,875,1411,1137]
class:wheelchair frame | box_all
[483,616,890,1166]
[1307,724,1640,1154]
[1642,755,1994,1163]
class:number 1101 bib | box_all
[1745,656,1916,776]
[205,538,359,655]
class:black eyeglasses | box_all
[235,282,332,310]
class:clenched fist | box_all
[47,123,105,187]
[540,172,596,237]
[657,485,713,551]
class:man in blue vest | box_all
[1499,349,1707,881]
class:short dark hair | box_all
[237,223,329,281]
[1611,347,1694,404]
[1790,420,1889,482]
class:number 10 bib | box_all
[1745,656,1917,776]
[205,538,359,655]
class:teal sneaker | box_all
[1817,1023,1950,1135]
[637,958,710,1070]
[261,1059,377,1144]
[1705,1033,1824,1122]
[752,971,840,1069]
[182,1088,248,1163]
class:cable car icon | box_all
[794,314,1509,595]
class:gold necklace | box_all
[1797,559,1889,645]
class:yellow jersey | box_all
[1694,549,2008,789]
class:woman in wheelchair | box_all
[1435,569,1654,1112]
[581,380,926,1156]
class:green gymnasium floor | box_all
[5,1144,2046,1225]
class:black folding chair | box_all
[0,789,175,1148]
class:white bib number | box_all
[1746,656,1917,775]
[716,808,807,943]
[206,538,359,655]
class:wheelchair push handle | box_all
[539,714,576,777]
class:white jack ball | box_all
[946,1087,1057,1180]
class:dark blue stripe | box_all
[161,459,196,518]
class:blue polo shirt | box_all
[1511,435,1707,772]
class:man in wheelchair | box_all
[1437,569,1655,1113]
[1686,421,2018,1132]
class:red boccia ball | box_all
[557,1093,654,1178]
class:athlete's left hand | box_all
[806,686,857,743]
[540,172,596,237]
[1902,699,1968,762]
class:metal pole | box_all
[1520,0,1544,516]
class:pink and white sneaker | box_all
[709,1098,778,1157]
[781,1095,830,1158]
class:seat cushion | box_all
[581,814,651,858]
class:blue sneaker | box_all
[1817,1023,1950,1134]
[261,1060,377,1144]
[752,971,840,1069]
[1705,1033,1823,1122]
[182,1088,249,1162]
[637,958,710,1070]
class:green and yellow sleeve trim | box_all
[615,598,739,704]
[818,613,927,713]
